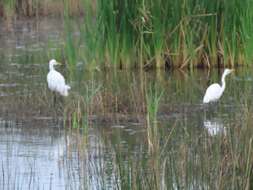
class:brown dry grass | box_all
[1,0,84,19]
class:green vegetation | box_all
[64,80,101,129]
[109,124,252,189]
[81,0,253,69]
[1,44,253,188]
[146,84,163,153]
[2,0,253,69]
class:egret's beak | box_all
[56,61,62,65]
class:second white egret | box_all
[203,69,233,104]
[47,59,71,96]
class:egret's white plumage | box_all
[203,69,233,104]
[47,59,70,96]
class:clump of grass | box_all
[144,84,164,189]
[64,80,101,129]
[146,84,163,153]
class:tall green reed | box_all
[146,84,163,153]
[79,0,253,69]
[3,0,253,69]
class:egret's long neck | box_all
[221,73,227,93]
[49,63,55,71]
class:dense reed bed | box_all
[80,0,253,69]
[2,1,253,69]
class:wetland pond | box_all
[0,18,253,190]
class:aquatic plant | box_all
[3,0,253,69]
[146,84,163,153]
[64,80,101,129]
[80,0,253,69]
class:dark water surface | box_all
[0,18,252,189]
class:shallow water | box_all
[0,18,253,189]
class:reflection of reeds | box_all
[87,96,253,189]
[1,91,253,189]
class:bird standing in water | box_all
[203,69,233,104]
[47,59,70,96]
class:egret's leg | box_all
[202,102,217,119]
[53,92,57,107]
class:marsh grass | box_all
[2,0,253,69]
[1,60,253,189]
[2,110,252,189]
[102,103,253,189]
[77,0,253,69]
[64,80,101,129]
[146,84,163,153]
[2,14,253,189]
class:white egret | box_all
[203,69,233,104]
[47,59,71,96]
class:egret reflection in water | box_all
[203,119,226,136]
